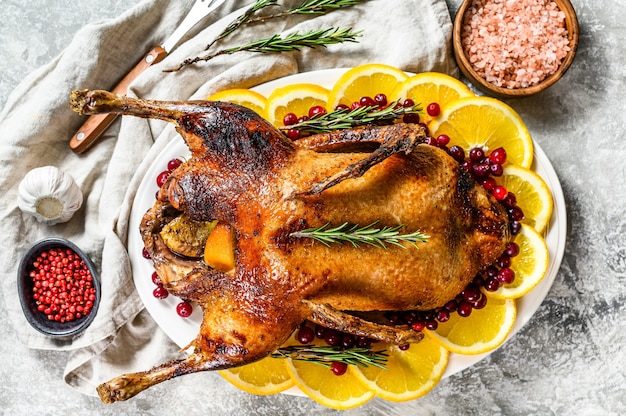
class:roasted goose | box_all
[69,90,511,403]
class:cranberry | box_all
[492,186,508,201]
[374,93,388,107]
[457,300,473,317]
[341,333,356,349]
[167,158,182,171]
[472,163,491,179]
[489,147,507,165]
[403,113,420,124]
[402,98,415,107]
[398,343,411,351]
[481,177,497,192]
[508,206,525,221]
[469,147,485,162]
[359,96,376,107]
[297,115,309,124]
[286,128,301,140]
[497,255,511,268]
[142,247,151,259]
[156,170,170,188]
[462,284,482,302]
[151,271,161,285]
[411,321,426,332]
[436,134,450,147]
[350,101,361,110]
[490,163,504,176]
[426,102,441,117]
[330,361,348,376]
[425,319,438,330]
[334,103,350,111]
[497,267,515,284]
[472,295,488,309]
[505,242,520,257]
[461,160,474,172]
[176,301,193,317]
[502,192,517,208]
[283,112,298,126]
[448,145,465,162]
[297,326,315,344]
[153,284,169,299]
[315,324,326,339]
[444,299,458,312]
[308,105,326,118]
[324,329,341,346]
[484,277,500,292]
[510,221,522,235]
[425,136,438,146]
[436,309,450,322]
[356,336,372,348]
[418,122,430,136]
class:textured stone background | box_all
[1,0,624,415]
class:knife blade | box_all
[69,0,227,154]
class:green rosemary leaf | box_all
[271,344,389,369]
[279,101,423,134]
[290,221,429,249]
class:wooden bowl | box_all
[453,0,579,98]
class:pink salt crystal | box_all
[461,0,570,89]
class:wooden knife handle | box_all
[69,46,168,154]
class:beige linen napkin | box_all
[0,0,456,396]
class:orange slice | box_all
[429,96,534,168]
[327,63,409,109]
[207,88,267,116]
[352,336,448,402]
[264,83,330,127]
[499,164,554,234]
[218,356,294,395]
[486,224,549,299]
[425,297,517,355]
[389,72,474,124]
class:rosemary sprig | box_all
[290,222,429,249]
[206,0,278,49]
[167,28,362,72]
[272,344,389,369]
[207,0,365,49]
[280,101,423,134]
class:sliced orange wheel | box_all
[264,83,330,127]
[207,88,267,116]
[425,297,517,355]
[286,358,374,410]
[327,63,409,109]
[389,72,474,125]
[352,336,448,402]
[429,97,534,168]
[486,224,549,299]
[218,356,294,395]
[499,164,554,234]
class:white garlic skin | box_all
[17,166,83,225]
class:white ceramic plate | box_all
[128,69,567,380]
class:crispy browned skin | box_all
[70,90,510,403]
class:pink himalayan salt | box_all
[461,0,570,89]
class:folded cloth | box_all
[0,0,456,397]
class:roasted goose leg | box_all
[70,90,510,403]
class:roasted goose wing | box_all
[69,90,511,403]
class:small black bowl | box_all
[17,238,101,337]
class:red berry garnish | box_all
[308,105,326,118]
[156,170,170,188]
[359,96,376,107]
[412,321,426,331]
[484,276,500,291]
[480,177,497,192]
[330,361,348,376]
[448,145,465,162]
[469,147,485,162]
[489,147,507,165]
[176,301,193,317]
[297,326,315,344]
[426,102,441,117]
[472,295,488,309]
[436,309,450,322]
[341,333,356,349]
[334,104,350,111]
[510,221,522,235]
[374,93,388,107]
[425,319,438,330]
[142,247,152,259]
[151,271,161,285]
[505,242,520,257]
[490,163,504,176]
[436,134,450,146]
[324,329,341,346]
[283,112,298,126]
[403,98,415,107]
[497,267,515,284]
[472,163,491,179]
[167,158,182,171]
[286,128,300,140]
[457,300,473,317]
[462,284,482,302]
[403,113,420,124]
[153,284,169,299]
[492,186,508,201]
[508,206,525,221]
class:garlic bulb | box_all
[17,166,83,225]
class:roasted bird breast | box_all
[69,90,511,403]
